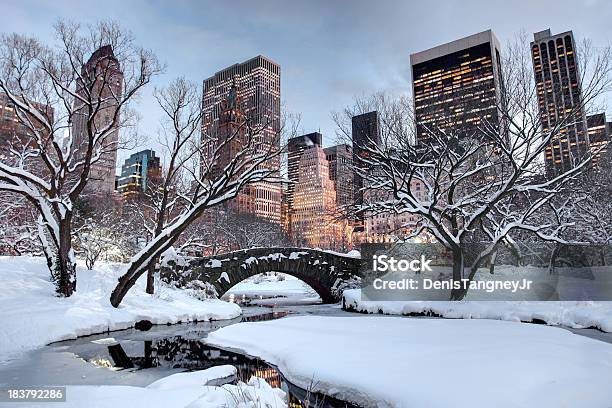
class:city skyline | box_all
[2,0,611,171]
[2,5,612,406]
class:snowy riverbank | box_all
[0,256,241,364]
[24,365,286,408]
[207,315,612,408]
[343,288,612,332]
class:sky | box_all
[1,0,611,169]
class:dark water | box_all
[55,311,356,408]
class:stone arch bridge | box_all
[160,247,362,303]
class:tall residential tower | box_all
[287,132,322,211]
[531,29,589,175]
[202,56,282,223]
[352,111,380,232]
[291,144,342,249]
[586,113,611,168]
[73,45,123,194]
[411,30,504,143]
[324,144,353,208]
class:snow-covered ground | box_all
[207,315,612,408]
[0,256,241,364]
[343,288,612,332]
[222,273,321,305]
[24,365,286,408]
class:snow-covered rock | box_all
[343,288,612,332]
[206,315,612,408]
[159,246,188,267]
[0,256,241,364]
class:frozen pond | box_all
[1,302,611,407]
[0,305,356,407]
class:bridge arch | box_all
[160,247,362,303]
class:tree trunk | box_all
[489,250,497,275]
[111,236,179,307]
[86,252,95,270]
[145,261,155,295]
[449,248,465,300]
[56,219,76,297]
[548,244,559,274]
[111,200,209,307]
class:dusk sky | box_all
[1,0,611,168]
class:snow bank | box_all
[147,365,236,390]
[321,248,361,258]
[0,256,241,364]
[343,288,612,332]
[207,315,612,408]
[31,366,286,408]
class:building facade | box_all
[291,145,345,249]
[363,176,427,243]
[0,92,54,252]
[0,92,53,164]
[72,45,123,194]
[0,92,26,161]
[280,180,290,233]
[586,113,611,168]
[531,29,589,176]
[202,55,281,224]
[116,149,161,198]
[411,30,504,143]
[323,144,354,208]
[287,132,322,213]
[210,80,259,215]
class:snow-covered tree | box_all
[572,147,612,245]
[166,207,290,256]
[335,37,612,299]
[0,194,40,256]
[216,210,290,250]
[121,78,201,294]
[109,78,286,307]
[0,21,160,296]
[73,196,137,269]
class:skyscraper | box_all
[202,55,281,224]
[291,145,343,249]
[324,144,353,208]
[411,30,504,143]
[73,45,123,194]
[531,29,589,175]
[208,80,259,215]
[287,132,322,212]
[586,113,611,168]
[116,149,161,199]
[352,111,380,232]
[280,180,290,233]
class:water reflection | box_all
[71,312,355,408]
